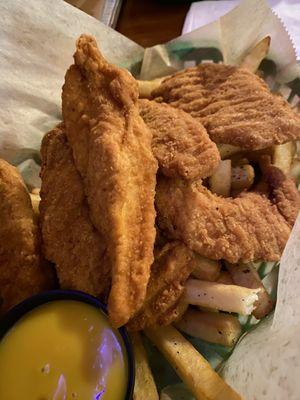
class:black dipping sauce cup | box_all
[0,289,135,400]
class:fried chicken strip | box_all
[62,35,157,327]
[156,167,299,263]
[0,159,51,314]
[127,242,195,331]
[40,124,110,297]
[152,63,300,150]
[263,162,300,227]
[139,99,220,179]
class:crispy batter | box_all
[157,295,189,327]
[40,124,110,297]
[139,99,220,179]
[264,163,300,227]
[152,63,300,150]
[156,166,300,263]
[62,35,157,327]
[127,242,195,331]
[0,159,51,314]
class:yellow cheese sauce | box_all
[0,300,128,400]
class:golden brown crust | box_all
[264,164,300,227]
[40,124,110,297]
[139,99,220,179]
[62,35,157,327]
[127,242,195,331]
[152,63,300,150]
[0,159,51,314]
[156,169,299,263]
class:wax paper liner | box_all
[0,0,299,399]
[0,0,143,165]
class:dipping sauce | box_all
[0,300,128,399]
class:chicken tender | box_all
[40,124,110,298]
[263,161,300,227]
[152,63,300,150]
[127,242,195,331]
[156,167,299,263]
[0,159,51,314]
[139,99,220,179]
[62,35,157,327]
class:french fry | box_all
[290,158,300,184]
[192,254,221,281]
[160,384,193,400]
[240,36,271,73]
[197,306,219,313]
[30,192,40,216]
[31,187,40,195]
[145,325,242,400]
[185,279,260,315]
[231,164,255,191]
[272,141,296,174]
[217,144,241,159]
[216,271,233,285]
[226,263,274,319]
[176,308,242,347]
[138,77,165,98]
[231,157,249,167]
[209,159,231,197]
[130,332,159,400]
[250,147,274,160]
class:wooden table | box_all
[116,0,192,47]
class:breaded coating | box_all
[152,63,300,150]
[62,35,157,327]
[40,124,110,297]
[264,163,300,227]
[139,99,220,179]
[0,159,50,314]
[156,167,299,263]
[127,242,195,331]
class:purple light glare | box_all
[95,389,105,399]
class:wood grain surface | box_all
[116,0,191,47]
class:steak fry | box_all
[0,159,51,314]
[127,242,195,331]
[139,99,220,179]
[62,35,157,327]
[40,124,110,298]
[152,63,300,150]
[156,166,300,263]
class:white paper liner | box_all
[222,216,300,399]
[0,0,143,164]
[140,0,299,81]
